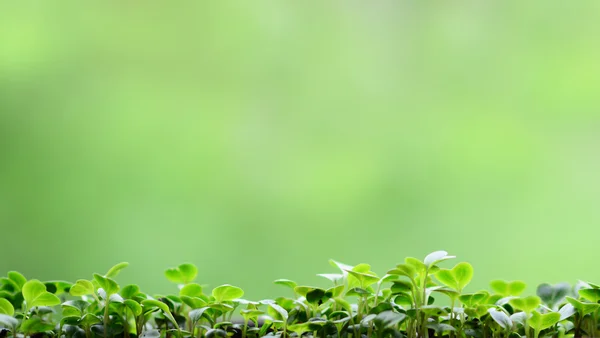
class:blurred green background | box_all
[1,2,600,300]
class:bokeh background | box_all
[1,2,600,300]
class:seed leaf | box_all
[22,279,60,309]
[536,283,570,308]
[105,262,129,278]
[274,279,297,289]
[180,283,203,298]
[558,303,576,321]
[578,288,600,303]
[509,296,541,313]
[490,280,526,297]
[529,310,560,332]
[142,299,179,329]
[0,298,14,316]
[121,284,140,299]
[424,251,455,268]
[165,263,198,284]
[7,271,26,289]
[212,284,244,303]
[488,308,512,330]
[70,279,95,297]
[124,299,142,316]
[93,274,119,296]
[268,303,289,321]
[566,296,600,315]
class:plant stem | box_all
[103,297,110,338]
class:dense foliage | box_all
[0,251,595,338]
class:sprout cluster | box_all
[0,251,595,338]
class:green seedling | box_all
[528,310,560,338]
[537,282,571,310]
[2,252,600,338]
[165,263,198,285]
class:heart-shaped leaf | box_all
[22,279,60,310]
[212,284,244,303]
[509,296,541,313]
[536,283,570,308]
[490,280,526,297]
[529,310,560,332]
[165,263,198,284]
[435,262,473,291]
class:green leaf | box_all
[20,317,55,334]
[7,271,26,289]
[124,299,142,317]
[181,295,207,309]
[424,250,455,268]
[212,284,244,303]
[165,263,198,284]
[509,296,541,313]
[80,313,102,326]
[387,264,416,279]
[268,303,288,321]
[274,279,297,289]
[405,257,427,273]
[105,262,129,278]
[120,284,140,299]
[490,280,526,297]
[566,296,600,315]
[70,279,95,297]
[241,309,264,321]
[528,310,560,332]
[22,279,60,309]
[345,269,379,288]
[62,300,89,316]
[373,310,406,329]
[488,308,512,330]
[189,307,210,325]
[579,288,600,303]
[180,283,203,298]
[93,274,119,296]
[0,298,14,316]
[142,299,179,329]
[306,288,327,305]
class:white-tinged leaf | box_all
[488,308,512,330]
[424,251,455,267]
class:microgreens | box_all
[0,251,597,338]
